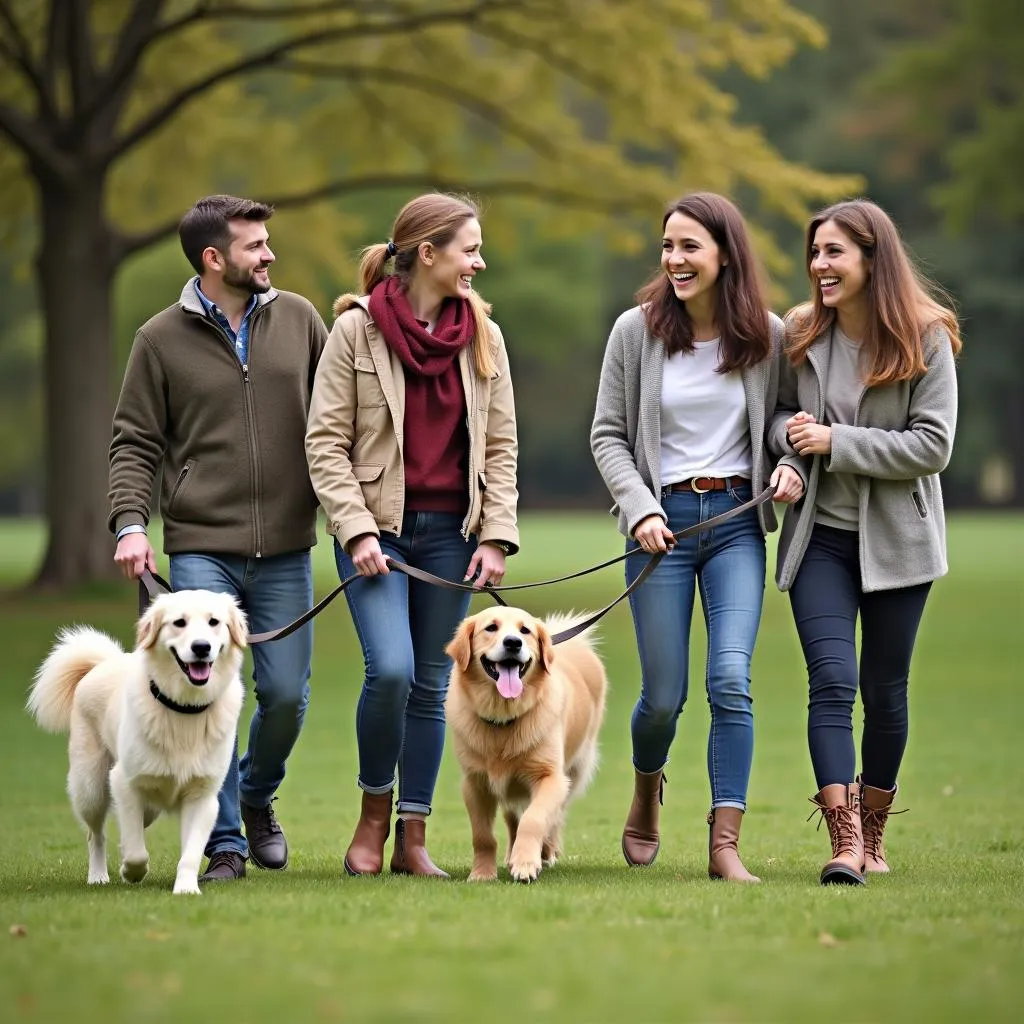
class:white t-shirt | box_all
[660,339,752,484]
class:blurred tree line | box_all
[0,0,1018,588]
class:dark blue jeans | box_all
[788,524,931,791]
[335,512,476,815]
[626,483,766,809]
[170,550,313,858]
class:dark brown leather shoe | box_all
[241,799,288,870]
[199,850,247,883]
[622,768,664,867]
[344,790,393,876]
[390,818,450,878]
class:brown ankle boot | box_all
[859,776,902,873]
[622,769,664,867]
[707,807,761,883]
[390,818,449,878]
[809,783,866,886]
[344,790,393,876]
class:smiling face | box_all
[810,218,870,312]
[137,591,247,688]
[447,607,554,703]
[208,218,275,295]
[661,211,726,308]
[416,216,485,301]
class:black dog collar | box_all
[149,680,212,715]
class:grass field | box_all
[1,513,1022,1022]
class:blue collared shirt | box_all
[193,278,257,365]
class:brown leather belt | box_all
[666,475,748,494]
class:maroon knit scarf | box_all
[367,275,474,375]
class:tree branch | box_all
[279,60,559,159]
[101,0,527,165]
[0,99,70,174]
[116,173,644,259]
[0,0,58,120]
[66,0,97,112]
[75,0,169,141]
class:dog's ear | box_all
[537,622,555,674]
[136,601,162,650]
[226,600,248,650]
[446,617,476,672]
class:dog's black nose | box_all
[502,635,523,653]
[191,639,212,659]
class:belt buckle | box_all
[690,477,712,494]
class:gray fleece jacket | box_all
[590,305,785,538]
[767,323,959,592]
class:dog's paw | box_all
[173,876,202,896]
[87,872,110,885]
[508,851,542,884]
[468,866,499,882]
[120,858,149,884]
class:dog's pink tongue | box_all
[188,662,212,683]
[495,664,523,700]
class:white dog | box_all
[27,590,247,895]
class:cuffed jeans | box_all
[626,482,766,810]
[170,550,313,858]
[788,523,931,791]
[335,512,476,816]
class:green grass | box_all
[1,513,1022,1022]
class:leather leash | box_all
[139,485,776,647]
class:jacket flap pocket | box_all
[354,356,377,373]
[352,463,385,483]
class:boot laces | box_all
[248,798,282,840]
[807,801,859,857]
[862,804,906,859]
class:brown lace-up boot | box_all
[343,790,393,876]
[390,818,450,878]
[859,776,901,873]
[808,783,866,886]
[622,769,665,867]
[707,807,761,883]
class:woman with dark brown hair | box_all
[306,193,519,878]
[591,192,804,882]
[769,198,961,886]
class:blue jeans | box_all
[626,483,766,809]
[335,512,476,815]
[170,551,313,858]
[788,524,932,791]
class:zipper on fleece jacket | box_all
[191,310,265,558]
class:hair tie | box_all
[386,240,398,258]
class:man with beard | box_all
[108,194,328,882]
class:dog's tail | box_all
[27,626,124,733]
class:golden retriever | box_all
[445,607,607,883]
[27,590,247,895]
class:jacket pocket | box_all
[352,463,386,519]
[168,459,195,516]
[354,356,386,408]
[911,488,927,519]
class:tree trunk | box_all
[31,172,122,588]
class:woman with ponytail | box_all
[306,193,519,878]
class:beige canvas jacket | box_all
[306,297,519,553]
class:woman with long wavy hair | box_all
[306,193,519,878]
[591,192,804,882]
[768,198,961,885]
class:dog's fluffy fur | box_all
[27,590,247,895]
[445,607,607,882]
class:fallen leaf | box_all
[10,924,27,938]
[145,931,171,942]
[818,931,841,948]
[942,785,954,797]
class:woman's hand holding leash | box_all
[350,534,390,576]
[633,514,676,554]
[465,542,506,589]
[770,464,805,503]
